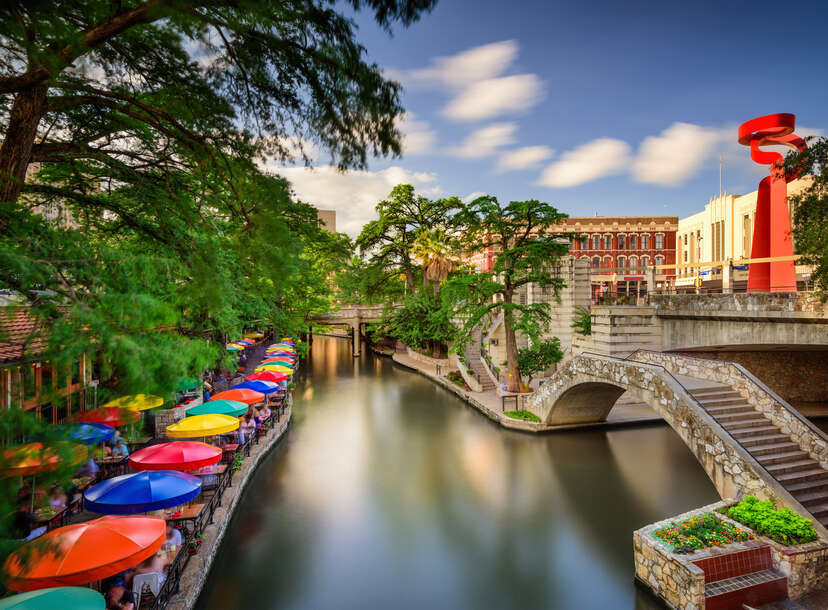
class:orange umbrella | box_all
[1,442,86,478]
[4,516,166,591]
[209,389,265,405]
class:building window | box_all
[655,255,665,267]
[655,234,664,249]
[618,235,625,250]
[629,255,638,269]
[580,236,588,250]
[743,214,751,259]
[641,256,649,268]
[641,234,649,249]
[617,255,626,269]
[604,255,613,269]
[592,235,600,250]
[604,235,612,250]
[629,234,636,249]
[592,256,600,269]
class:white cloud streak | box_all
[496,145,554,172]
[538,138,631,188]
[450,123,517,158]
[631,122,723,186]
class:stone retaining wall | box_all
[405,347,451,368]
[167,408,292,609]
[771,538,828,599]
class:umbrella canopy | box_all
[4,516,166,591]
[210,389,265,405]
[102,394,163,411]
[245,371,288,383]
[225,345,240,352]
[185,399,248,418]
[267,343,294,350]
[166,414,239,438]
[237,339,254,346]
[84,471,201,514]
[230,381,280,395]
[57,423,115,446]
[264,350,294,356]
[1,442,86,478]
[74,407,140,428]
[260,358,293,366]
[0,587,105,609]
[129,441,221,472]
[244,332,264,339]
[255,364,293,375]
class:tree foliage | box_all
[517,338,563,385]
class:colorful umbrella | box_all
[237,339,254,346]
[57,423,115,446]
[129,441,221,472]
[4,516,166,591]
[185,399,248,418]
[225,345,240,352]
[1,442,86,478]
[255,365,293,375]
[102,394,163,411]
[245,371,288,383]
[209,389,265,405]
[267,343,294,350]
[0,587,105,609]
[84,471,201,515]
[230,381,280,394]
[260,358,293,365]
[244,332,264,339]
[74,407,140,428]
[166,414,239,438]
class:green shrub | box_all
[503,410,541,423]
[727,496,818,545]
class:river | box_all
[196,335,724,609]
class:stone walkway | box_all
[390,350,663,432]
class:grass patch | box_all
[652,512,753,553]
[727,496,818,545]
[503,410,541,422]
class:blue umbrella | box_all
[84,470,201,515]
[57,422,115,446]
[230,380,281,395]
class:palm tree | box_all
[411,229,457,295]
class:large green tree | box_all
[444,197,571,392]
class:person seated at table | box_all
[239,412,256,443]
[162,523,183,550]
[104,573,135,610]
[77,457,100,478]
[112,438,129,458]
[258,404,272,422]
[48,485,67,511]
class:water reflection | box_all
[196,337,719,610]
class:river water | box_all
[196,336,723,610]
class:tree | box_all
[786,138,828,300]
[517,338,563,386]
[411,227,458,295]
[356,184,461,295]
[0,0,436,206]
[571,305,591,336]
[385,293,455,357]
[444,196,571,392]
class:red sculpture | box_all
[738,113,806,292]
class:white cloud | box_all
[496,145,554,172]
[537,138,631,188]
[632,122,723,186]
[451,123,517,159]
[443,74,543,122]
[409,40,518,90]
[273,165,441,237]
[462,191,486,203]
[397,112,435,156]
[401,41,543,122]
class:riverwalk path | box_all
[388,348,662,432]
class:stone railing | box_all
[630,350,828,469]
[451,354,483,392]
[651,292,827,316]
[405,347,451,369]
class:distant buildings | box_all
[316,209,336,232]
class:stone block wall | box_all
[651,292,828,315]
[571,306,663,357]
[771,539,828,599]
[405,348,452,368]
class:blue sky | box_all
[275,0,828,235]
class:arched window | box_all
[655,255,665,267]
[641,234,649,249]
[604,255,613,269]
[617,255,626,269]
[592,256,600,269]
[592,235,600,250]
[641,256,649,268]
[629,255,638,269]
[604,235,612,250]
[579,236,588,250]
[629,234,637,250]
[618,234,626,250]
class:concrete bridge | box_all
[526,350,828,536]
[309,305,387,356]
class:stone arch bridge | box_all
[309,305,387,356]
[526,350,828,537]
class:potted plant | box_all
[188,533,205,556]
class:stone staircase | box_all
[465,326,496,391]
[689,385,828,530]
[693,543,787,610]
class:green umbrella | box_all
[185,399,248,418]
[0,587,104,609]
[176,378,200,392]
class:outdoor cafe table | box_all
[192,463,227,491]
[163,503,204,535]
[97,455,128,477]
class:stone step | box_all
[700,398,752,407]
[750,442,801,457]
[808,503,828,519]
[703,569,787,608]
[791,489,828,507]
[731,425,782,439]
[722,419,775,431]
[690,385,733,395]
[739,433,794,448]
[756,450,809,466]
[785,476,828,494]
[716,412,769,424]
[705,404,756,416]
[765,459,821,475]
[775,468,828,486]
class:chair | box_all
[133,572,164,608]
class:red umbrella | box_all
[245,371,288,383]
[209,389,265,405]
[74,407,140,427]
[129,441,222,472]
[4,516,165,591]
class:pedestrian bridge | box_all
[526,350,828,537]
[309,305,387,356]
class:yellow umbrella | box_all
[166,414,239,438]
[102,394,164,411]
[244,332,264,339]
[255,365,293,375]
